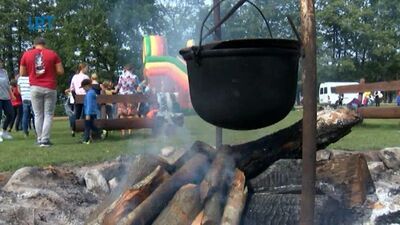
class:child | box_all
[9,79,23,132]
[81,79,106,144]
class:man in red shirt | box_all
[19,37,64,147]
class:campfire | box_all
[1,108,400,225]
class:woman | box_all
[0,60,15,142]
[114,64,139,135]
[8,79,23,132]
[69,63,90,136]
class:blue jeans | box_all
[22,100,35,134]
[0,100,14,131]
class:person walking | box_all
[0,59,15,142]
[8,79,23,132]
[80,79,106,144]
[19,37,64,147]
[69,63,89,136]
[18,75,35,137]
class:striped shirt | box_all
[17,76,31,101]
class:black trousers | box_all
[72,103,84,131]
[9,105,23,131]
[84,115,99,142]
[0,100,14,131]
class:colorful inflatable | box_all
[143,35,191,109]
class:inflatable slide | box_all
[143,35,191,109]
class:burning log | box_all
[119,153,210,225]
[199,150,235,225]
[201,191,225,225]
[87,166,169,225]
[102,166,169,225]
[200,151,235,202]
[229,108,362,178]
[174,141,218,170]
[152,184,202,225]
[220,169,247,225]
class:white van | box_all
[319,82,359,105]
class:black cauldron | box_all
[179,0,301,130]
[180,38,300,130]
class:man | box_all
[19,37,64,147]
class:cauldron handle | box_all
[286,16,302,43]
[198,0,273,49]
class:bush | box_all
[54,103,67,117]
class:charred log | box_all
[242,193,345,225]
[229,108,362,178]
[249,155,375,208]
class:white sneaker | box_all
[0,136,3,142]
[1,131,13,140]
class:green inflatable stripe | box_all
[144,36,151,57]
[145,56,187,73]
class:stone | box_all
[329,149,353,159]
[360,150,382,162]
[317,149,332,161]
[0,166,98,225]
[76,160,125,183]
[108,177,119,191]
[84,169,110,194]
[161,146,175,157]
[368,161,386,176]
[378,147,400,170]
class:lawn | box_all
[0,110,399,172]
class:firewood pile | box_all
[86,108,381,225]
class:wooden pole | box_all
[299,0,317,224]
[213,0,223,148]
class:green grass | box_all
[0,110,399,172]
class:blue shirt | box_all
[397,95,400,106]
[84,88,98,115]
